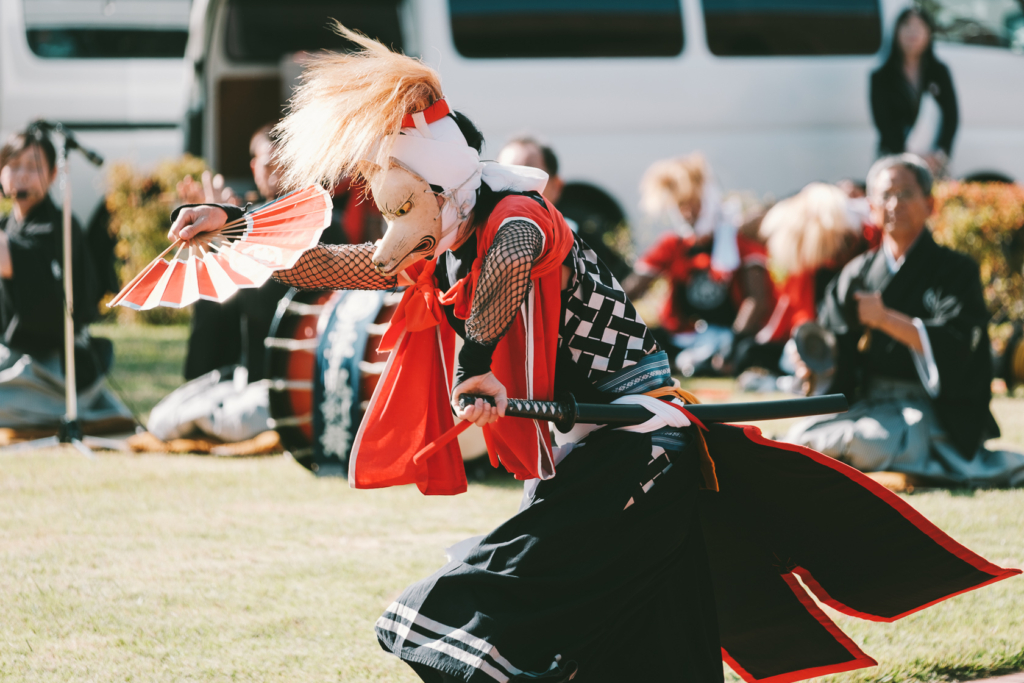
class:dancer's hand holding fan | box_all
[109,186,332,310]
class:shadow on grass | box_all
[466,459,522,489]
[905,486,979,497]
[920,652,1024,682]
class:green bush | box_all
[931,181,1024,318]
[931,181,1024,355]
[105,155,208,325]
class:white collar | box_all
[882,239,905,273]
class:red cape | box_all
[702,424,1020,682]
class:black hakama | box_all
[377,428,721,683]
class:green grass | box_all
[0,452,520,682]
[0,451,1021,683]
[0,325,1020,682]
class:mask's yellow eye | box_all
[394,200,413,217]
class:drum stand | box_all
[0,123,117,457]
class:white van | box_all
[184,0,1024,234]
[0,0,190,222]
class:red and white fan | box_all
[110,185,332,310]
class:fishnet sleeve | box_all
[456,220,544,383]
[467,220,544,344]
[272,243,397,291]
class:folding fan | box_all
[110,185,332,310]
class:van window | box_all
[923,0,1024,52]
[23,0,189,59]
[702,0,883,56]
[224,0,404,63]
[449,0,684,58]
[26,29,188,59]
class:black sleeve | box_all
[932,62,959,156]
[4,222,64,347]
[924,254,996,456]
[3,215,97,350]
[169,203,246,225]
[922,257,988,399]
[870,69,906,155]
[817,263,861,398]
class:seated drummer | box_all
[0,124,129,427]
[784,154,1024,487]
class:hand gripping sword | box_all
[457,393,848,433]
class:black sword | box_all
[458,393,848,433]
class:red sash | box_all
[349,196,574,494]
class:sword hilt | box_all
[458,394,579,432]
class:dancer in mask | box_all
[169,26,1019,683]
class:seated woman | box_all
[0,125,130,429]
[623,154,773,376]
[740,182,880,376]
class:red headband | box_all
[401,99,451,128]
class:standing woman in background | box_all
[870,8,958,176]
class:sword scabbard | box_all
[457,393,849,429]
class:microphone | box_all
[26,120,104,167]
[66,138,104,167]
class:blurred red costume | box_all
[636,232,769,334]
[757,222,882,345]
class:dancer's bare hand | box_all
[452,373,507,427]
[168,205,228,242]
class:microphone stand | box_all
[1,123,116,457]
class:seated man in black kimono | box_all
[784,154,1024,487]
[0,126,130,428]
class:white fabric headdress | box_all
[385,110,548,256]
[666,178,741,273]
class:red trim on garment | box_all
[720,571,878,683]
[723,644,874,683]
[666,402,707,431]
[721,648,758,683]
[402,99,451,128]
[791,565,1019,623]
[740,425,1022,620]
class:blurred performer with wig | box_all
[623,154,774,376]
[168,27,1020,683]
[739,182,880,374]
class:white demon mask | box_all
[369,160,443,276]
[367,106,548,277]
